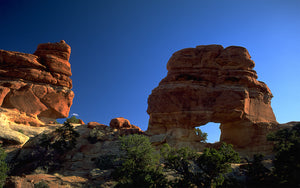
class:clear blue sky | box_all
[1,0,299,142]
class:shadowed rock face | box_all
[147,45,278,154]
[0,41,74,123]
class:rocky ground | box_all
[3,118,144,188]
[2,118,299,187]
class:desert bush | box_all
[267,123,300,186]
[114,134,168,188]
[195,143,240,187]
[38,122,80,169]
[88,128,106,143]
[66,115,80,124]
[39,122,79,154]
[0,145,8,187]
[161,143,240,188]
[45,121,80,153]
[10,122,80,175]
[160,144,198,187]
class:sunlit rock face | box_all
[147,45,278,155]
[0,41,74,125]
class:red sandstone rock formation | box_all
[0,40,74,124]
[147,45,278,155]
[87,122,107,129]
[110,117,143,135]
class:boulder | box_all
[147,45,278,155]
[110,117,131,129]
[0,108,49,145]
[87,122,107,129]
[78,119,85,125]
[110,117,143,135]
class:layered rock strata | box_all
[147,45,278,154]
[0,40,74,124]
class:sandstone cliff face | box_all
[147,45,278,155]
[0,41,74,124]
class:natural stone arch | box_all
[147,45,278,155]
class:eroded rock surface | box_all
[0,40,74,124]
[147,45,278,155]
[110,117,144,135]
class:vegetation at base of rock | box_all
[66,115,81,124]
[5,122,300,187]
[95,154,118,170]
[113,134,168,188]
[244,154,272,186]
[34,180,50,188]
[196,143,240,187]
[40,121,80,153]
[195,128,208,142]
[37,121,80,171]
[267,123,300,186]
[161,143,240,187]
[88,128,106,143]
[160,144,198,187]
[236,123,300,187]
[0,145,8,188]
[8,122,80,175]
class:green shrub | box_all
[10,122,80,175]
[160,144,198,187]
[114,134,168,188]
[88,128,105,143]
[267,123,300,186]
[196,143,240,187]
[0,146,8,187]
[41,121,80,153]
[38,122,79,171]
[161,143,240,188]
[66,116,80,124]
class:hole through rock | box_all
[195,122,221,143]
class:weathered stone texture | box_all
[147,45,278,155]
[0,40,74,122]
[110,117,143,135]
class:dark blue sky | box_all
[1,0,300,142]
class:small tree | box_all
[160,144,198,187]
[195,128,208,143]
[40,122,80,153]
[195,143,240,187]
[66,116,80,124]
[114,134,168,188]
[161,143,240,188]
[10,122,80,175]
[267,123,300,186]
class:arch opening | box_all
[195,122,221,143]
